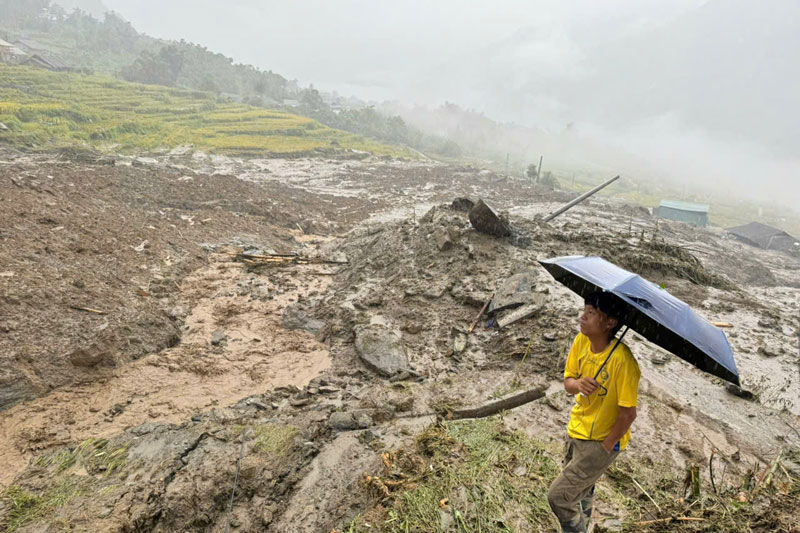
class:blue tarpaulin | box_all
[539,255,740,385]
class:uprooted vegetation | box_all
[348,417,562,532]
[343,419,800,533]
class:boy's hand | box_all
[576,377,600,396]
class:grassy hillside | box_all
[0,65,412,157]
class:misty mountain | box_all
[569,0,800,157]
[481,0,800,158]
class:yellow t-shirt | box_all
[564,333,641,450]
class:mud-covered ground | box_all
[1,148,798,532]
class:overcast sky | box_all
[103,0,703,106]
[99,0,799,209]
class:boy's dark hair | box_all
[585,291,626,337]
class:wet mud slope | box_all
[1,150,799,532]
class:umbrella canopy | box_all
[539,255,740,386]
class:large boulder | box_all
[468,199,511,237]
[354,325,409,377]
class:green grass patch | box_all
[1,477,87,532]
[251,424,298,456]
[351,417,562,532]
[0,65,413,158]
[34,437,130,475]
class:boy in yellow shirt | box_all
[548,291,641,533]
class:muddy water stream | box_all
[0,251,331,486]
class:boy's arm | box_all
[601,406,636,453]
[564,377,600,396]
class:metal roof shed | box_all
[655,200,710,227]
[727,222,800,254]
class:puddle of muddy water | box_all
[0,250,331,486]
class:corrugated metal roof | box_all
[658,200,710,213]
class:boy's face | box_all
[580,304,617,339]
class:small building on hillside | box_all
[13,38,50,55]
[654,200,710,227]
[0,38,25,62]
[21,52,73,72]
[727,222,800,254]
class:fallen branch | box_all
[236,252,347,265]
[468,293,494,334]
[631,476,662,514]
[445,386,547,420]
[634,517,705,526]
[69,306,106,315]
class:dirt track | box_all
[1,149,799,532]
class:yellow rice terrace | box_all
[0,65,410,157]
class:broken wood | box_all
[684,463,701,501]
[634,517,705,526]
[235,252,348,265]
[631,476,662,514]
[445,386,547,420]
[753,448,783,495]
[468,293,494,333]
[69,306,106,315]
[712,321,734,328]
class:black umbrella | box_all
[539,255,740,386]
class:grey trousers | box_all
[548,437,620,533]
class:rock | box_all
[354,325,410,378]
[439,510,455,530]
[282,304,325,334]
[601,518,624,531]
[210,330,227,346]
[488,272,536,316]
[328,410,373,430]
[329,411,357,430]
[67,343,107,367]
[758,346,779,358]
[468,199,511,237]
[289,397,311,408]
[451,197,475,211]
[726,384,754,400]
[318,386,340,394]
[433,226,454,251]
[542,331,557,342]
[452,329,468,355]
[496,296,546,328]
[355,413,374,428]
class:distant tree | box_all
[539,171,559,190]
[0,0,50,27]
[526,164,538,181]
[121,44,184,86]
[300,87,325,113]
